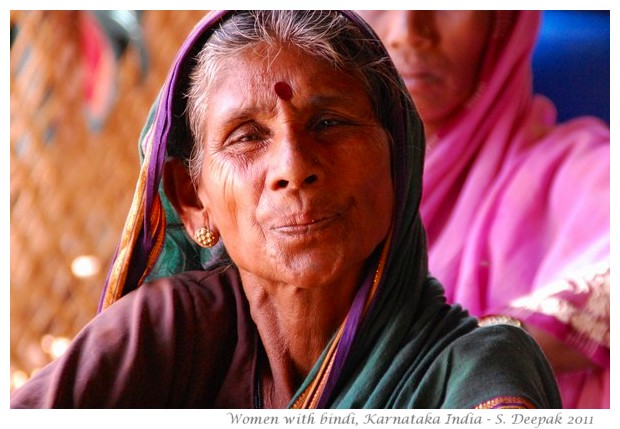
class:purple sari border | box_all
[140,10,231,259]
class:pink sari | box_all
[420,11,609,408]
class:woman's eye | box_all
[227,123,267,145]
[314,118,343,131]
[237,133,261,142]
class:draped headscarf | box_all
[98,9,429,407]
[96,10,560,408]
[420,11,610,408]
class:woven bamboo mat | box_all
[10,10,207,391]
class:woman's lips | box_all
[401,71,440,91]
[271,213,340,235]
[393,57,441,90]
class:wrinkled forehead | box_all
[203,40,367,99]
[206,42,365,98]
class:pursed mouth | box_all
[271,213,340,234]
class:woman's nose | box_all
[266,134,320,191]
[383,11,436,49]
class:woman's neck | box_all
[239,270,359,406]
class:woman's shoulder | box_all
[451,323,540,360]
[145,264,242,300]
[114,265,248,334]
[128,264,240,306]
[437,324,562,408]
[531,114,609,161]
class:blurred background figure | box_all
[356,10,609,408]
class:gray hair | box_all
[185,10,396,185]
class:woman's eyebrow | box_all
[217,103,272,123]
[308,93,360,108]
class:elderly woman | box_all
[11,10,561,409]
[356,11,610,408]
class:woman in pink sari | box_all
[357,10,610,408]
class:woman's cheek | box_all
[206,158,259,237]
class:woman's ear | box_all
[163,157,206,237]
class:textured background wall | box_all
[10,10,207,391]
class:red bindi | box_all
[274,81,293,101]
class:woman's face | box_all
[196,45,394,291]
[357,11,493,135]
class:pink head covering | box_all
[419,11,609,408]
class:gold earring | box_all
[194,227,218,248]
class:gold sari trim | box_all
[475,396,536,409]
[102,122,161,310]
[291,322,345,409]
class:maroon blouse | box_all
[11,266,261,408]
